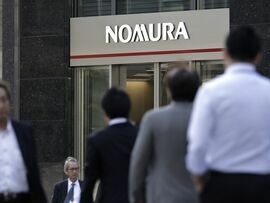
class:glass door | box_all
[112,63,156,124]
[159,60,224,106]
[72,60,224,178]
[194,60,224,82]
[72,66,110,178]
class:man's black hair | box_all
[165,67,200,102]
[226,26,262,62]
[101,87,131,119]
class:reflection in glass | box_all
[161,0,193,12]
[78,0,228,17]
[122,0,159,14]
[159,63,171,106]
[117,0,194,14]
[195,61,224,82]
[74,67,109,135]
[73,66,109,177]
[79,0,112,16]
[79,0,196,16]
[200,0,229,9]
[159,61,224,106]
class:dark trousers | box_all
[200,171,270,203]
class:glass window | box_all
[159,61,224,106]
[159,62,170,106]
[195,60,224,82]
[77,0,229,17]
[161,0,194,12]
[73,66,109,134]
[116,0,127,14]
[79,0,112,16]
[72,66,110,177]
[79,0,196,16]
[199,0,229,9]
[117,0,195,14]
[117,0,159,14]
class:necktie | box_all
[64,183,75,203]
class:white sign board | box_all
[70,9,229,66]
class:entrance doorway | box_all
[72,60,224,177]
[112,63,155,124]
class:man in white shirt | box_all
[0,80,47,203]
[186,26,270,203]
[52,157,83,203]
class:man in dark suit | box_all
[52,157,83,203]
[80,87,137,203]
[0,80,47,203]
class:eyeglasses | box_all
[68,167,79,171]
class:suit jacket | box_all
[11,120,47,203]
[129,102,199,203]
[80,122,137,203]
[52,179,83,203]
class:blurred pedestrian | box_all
[52,157,83,203]
[186,26,270,203]
[129,67,200,203]
[0,80,47,203]
[80,87,137,203]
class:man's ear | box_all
[103,113,110,125]
[253,53,262,65]
[224,49,232,67]
[166,87,172,101]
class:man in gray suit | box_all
[129,67,200,203]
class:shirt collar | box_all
[225,63,256,74]
[6,120,13,132]
[109,118,128,126]
[68,179,79,186]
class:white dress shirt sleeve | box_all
[186,86,215,175]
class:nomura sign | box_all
[70,9,229,66]
[105,22,189,43]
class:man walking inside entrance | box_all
[187,26,270,203]
[129,67,200,203]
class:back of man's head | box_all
[101,87,131,119]
[165,67,200,102]
[226,26,262,62]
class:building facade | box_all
[2,0,270,198]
